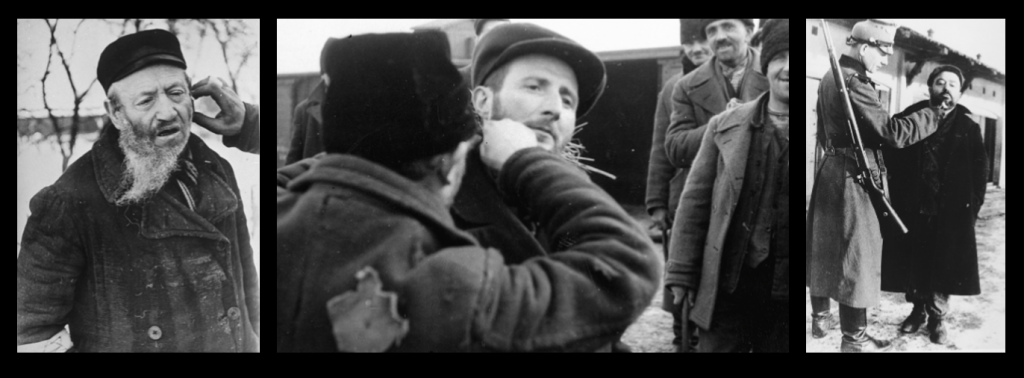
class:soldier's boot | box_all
[899,302,928,334]
[811,296,838,339]
[839,304,892,353]
[927,316,948,345]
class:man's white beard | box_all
[115,122,187,206]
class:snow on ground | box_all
[17,127,260,275]
[805,185,1006,352]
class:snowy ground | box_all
[17,127,260,275]
[805,185,1006,352]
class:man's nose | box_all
[153,94,177,121]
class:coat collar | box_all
[839,54,868,77]
[92,123,239,241]
[712,93,770,193]
[288,153,472,243]
[683,48,766,113]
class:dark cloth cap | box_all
[474,19,509,36]
[680,19,705,44]
[321,31,477,169]
[471,23,606,118]
[98,29,186,93]
[928,64,966,92]
[758,19,789,74]
[699,19,755,40]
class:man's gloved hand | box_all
[191,76,246,136]
[479,118,539,172]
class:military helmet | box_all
[847,19,896,54]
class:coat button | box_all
[227,307,241,320]
[148,326,162,340]
[218,241,229,251]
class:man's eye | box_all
[138,98,152,105]
[527,85,541,91]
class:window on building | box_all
[812,26,818,35]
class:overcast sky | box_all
[881,19,1005,73]
[277,19,697,74]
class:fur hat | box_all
[758,19,789,75]
[321,31,477,170]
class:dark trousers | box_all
[699,256,788,352]
[907,290,949,318]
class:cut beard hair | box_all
[115,121,186,206]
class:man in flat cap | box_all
[808,19,948,352]
[662,18,768,235]
[17,29,259,352]
[882,64,987,345]
[665,19,789,353]
[457,19,511,85]
[448,22,660,352]
[276,30,660,352]
[645,19,711,352]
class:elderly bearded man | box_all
[17,29,259,352]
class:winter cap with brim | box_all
[699,19,755,40]
[320,31,477,170]
[98,29,187,93]
[471,23,606,118]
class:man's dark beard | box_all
[931,91,955,108]
[115,120,188,206]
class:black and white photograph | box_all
[17,19,260,352]
[806,19,1005,352]
[277,18,789,352]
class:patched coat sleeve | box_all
[17,186,85,346]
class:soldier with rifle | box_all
[806,19,951,353]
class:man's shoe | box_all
[928,317,948,345]
[812,312,838,339]
[899,304,928,334]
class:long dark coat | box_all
[664,94,789,330]
[881,101,987,296]
[17,124,260,352]
[806,55,942,308]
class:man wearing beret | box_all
[276,30,660,352]
[644,19,711,352]
[286,38,337,165]
[665,19,789,353]
[663,19,768,194]
[17,29,259,352]
[808,19,948,352]
[450,22,661,352]
[881,65,987,345]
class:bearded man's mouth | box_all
[156,127,180,137]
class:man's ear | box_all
[104,100,126,130]
[472,86,494,120]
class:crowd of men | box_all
[276,18,788,353]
